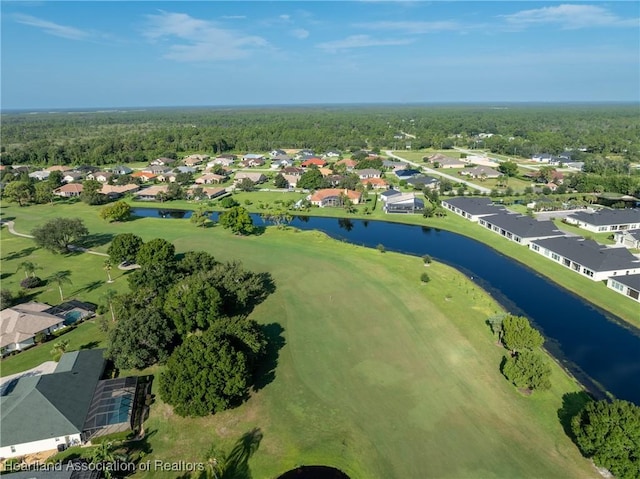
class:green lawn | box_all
[0,204,598,478]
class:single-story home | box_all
[1,303,65,355]
[614,229,640,249]
[380,188,402,202]
[336,159,358,170]
[282,167,304,177]
[100,183,140,198]
[53,183,84,198]
[281,174,299,188]
[564,209,640,233]
[243,153,265,161]
[309,189,362,207]
[62,171,85,183]
[187,186,227,200]
[384,193,425,214]
[301,158,327,168]
[134,185,169,201]
[529,236,640,281]
[28,170,51,181]
[324,150,341,158]
[196,173,227,185]
[406,175,440,190]
[477,211,566,245]
[531,153,554,163]
[607,274,640,302]
[183,154,209,166]
[86,172,113,183]
[143,165,172,175]
[238,158,265,168]
[295,149,315,160]
[270,149,287,158]
[0,349,140,458]
[234,172,266,184]
[131,171,157,182]
[110,165,133,175]
[318,167,333,177]
[362,178,389,189]
[459,166,501,179]
[441,197,506,222]
[45,165,72,173]
[271,157,294,169]
[354,168,381,179]
[382,160,406,170]
[207,155,236,168]
[424,154,466,169]
[150,157,176,167]
[157,172,177,183]
[175,166,196,174]
[395,169,421,179]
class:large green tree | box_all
[99,201,132,222]
[164,274,223,336]
[297,168,325,190]
[136,238,176,267]
[107,233,144,264]
[81,179,107,205]
[571,399,640,479]
[498,160,519,177]
[31,217,89,253]
[3,181,35,206]
[501,350,552,391]
[501,315,544,353]
[219,206,254,235]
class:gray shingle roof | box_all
[532,237,640,272]
[569,208,640,227]
[481,212,565,239]
[442,197,505,216]
[1,349,105,446]
[610,273,640,291]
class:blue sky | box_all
[2,1,639,109]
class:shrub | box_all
[220,197,239,208]
[20,276,43,289]
[0,289,15,309]
[422,254,432,264]
[376,243,386,253]
[420,272,431,283]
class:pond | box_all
[131,208,640,404]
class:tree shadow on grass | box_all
[72,280,103,296]
[557,391,592,442]
[252,322,285,392]
[79,341,101,350]
[76,233,115,249]
[2,246,38,261]
[1,272,14,280]
[221,428,263,479]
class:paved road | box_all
[384,150,492,194]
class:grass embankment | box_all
[0,206,596,478]
[2,201,637,326]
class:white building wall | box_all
[607,278,640,303]
[0,433,81,458]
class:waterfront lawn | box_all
[552,219,616,245]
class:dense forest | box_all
[1,104,639,166]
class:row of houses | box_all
[441,197,640,302]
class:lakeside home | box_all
[477,211,565,245]
[607,274,640,302]
[441,197,506,222]
[565,208,640,233]
[309,189,362,207]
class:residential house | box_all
[175,166,196,174]
[87,172,113,183]
[157,172,177,183]
[523,170,564,185]
[0,349,139,458]
[62,171,85,183]
[529,236,640,281]
[207,156,236,168]
[362,177,389,189]
[143,165,172,175]
[135,185,169,201]
[243,153,265,161]
[295,149,315,160]
[406,175,440,190]
[441,197,506,222]
[309,189,362,207]
[384,193,425,214]
[394,169,421,179]
[28,170,50,181]
[45,165,72,173]
[531,153,554,163]
[282,167,304,176]
[100,184,139,198]
[195,173,227,185]
[183,154,209,167]
[110,165,133,175]
[382,160,406,170]
[607,274,640,302]
[270,156,294,169]
[614,230,640,249]
[234,172,266,184]
[318,167,333,177]
[336,158,358,170]
[380,188,402,203]
[477,211,566,245]
[301,158,327,168]
[238,158,265,168]
[131,171,157,183]
[1,303,65,355]
[424,154,466,169]
[282,174,299,188]
[459,166,501,179]
[53,184,84,198]
[565,209,640,233]
[324,150,341,158]
[150,157,176,167]
[187,186,227,200]
[325,174,345,187]
[270,149,287,158]
[354,168,381,179]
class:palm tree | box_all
[50,271,72,302]
[91,441,127,479]
[18,261,38,278]
[103,289,117,323]
[50,339,69,360]
[103,259,113,283]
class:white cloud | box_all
[500,4,638,30]
[143,11,269,62]
[317,34,414,52]
[13,13,90,40]
[352,20,461,34]
[221,15,247,20]
[292,28,309,40]
[279,14,291,21]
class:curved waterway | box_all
[132,208,640,404]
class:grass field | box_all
[0,205,598,478]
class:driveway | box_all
[0,361,58,394]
